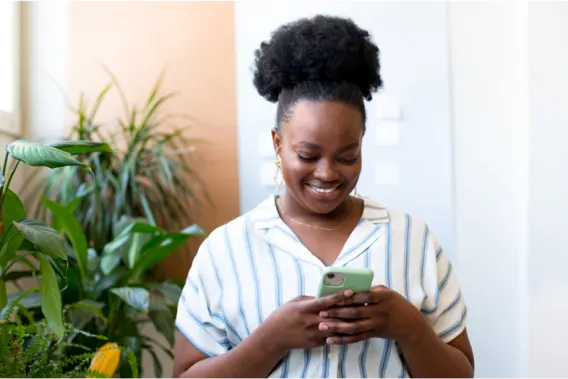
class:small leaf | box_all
[100,254,121,276]
[130,233,190,281]
[41,196,88,281]
[38,255,64,340]
[13,219,67,260]
[6,140,91,171]
[180,224,206,237]
[110,287,150,313]
[49,140,113,155]
[0,227,24,270]
[65,299,107,329]
[151,281,182,304]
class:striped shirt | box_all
[175,195,467,378]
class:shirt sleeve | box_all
[420,230,468,343]
[175,238,231,357]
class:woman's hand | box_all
[317,285,429,345]
[261,290,354,352]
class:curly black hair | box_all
[252,15,383,131]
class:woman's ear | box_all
[271,127,282,156]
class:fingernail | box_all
[320,311,328,317]
[319,324,328,331]
[326,338,336,345]
[344,289,354,297]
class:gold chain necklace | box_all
[277,196,355,231]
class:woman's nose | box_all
[314,160,340,182]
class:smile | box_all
[307,184,341,194]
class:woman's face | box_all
[272,100,364,215]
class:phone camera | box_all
[326,273,335,279]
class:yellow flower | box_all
[88,342,121,378]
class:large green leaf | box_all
[49,140,113,155]
[12,220,67,260]
[130,233,191,281]
[41,197,88,281]
[0,189,26,270]
[110,287,150,313]
[2,189,25,231]
[38,255,64,340]
[6,140,91,171]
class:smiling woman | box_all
[173,15,474,378]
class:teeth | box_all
[310,185,338,194]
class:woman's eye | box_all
[339,158,357,165]
[298,155,317,162]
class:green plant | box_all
[26,68,210,253]
[7,196,205,377]
[0,139,112,340]
[0,315,138,378]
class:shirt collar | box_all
[248,194,391,231]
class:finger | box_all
[319,319,375,335]
[292,295,315,303]
[320,305,377,319]
[310,289,354,311]
[347,285,391,305]
[326,331,374,345]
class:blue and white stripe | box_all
[176,195,468,377]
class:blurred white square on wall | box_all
[374,93,402,120]
[375,161,400,185]
[376,120,400,147]
[260,160,277,187]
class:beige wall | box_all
[68,1,239,280]
[68,2,238,376]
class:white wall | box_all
[20,1,68,142]
[448,1,529,377]
[527,2,568,376]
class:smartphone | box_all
[316,266,374,298]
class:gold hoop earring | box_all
[274,155,283,194]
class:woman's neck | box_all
[277,191,354,226]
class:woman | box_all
[173,15,474,378]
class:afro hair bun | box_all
[252,15,383,103]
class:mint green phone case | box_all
[316,267,374,298]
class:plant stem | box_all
[2,251,34,280]
[0,160,20,219]
[1,151,8,177]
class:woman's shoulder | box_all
[360,196,430,231]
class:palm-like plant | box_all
[26,68,210,252]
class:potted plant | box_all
[0,139,112,339]
[7,198,205,377]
